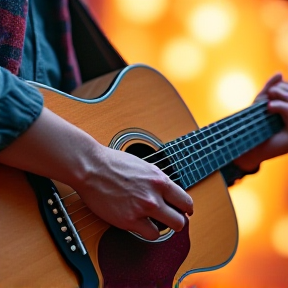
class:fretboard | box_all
[163,101,284,190]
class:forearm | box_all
[0,107,193,240]
[0,107,101,189]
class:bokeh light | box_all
[216,72,256,112]
[108,27,155,65]
[85,0,288,286]
[230,186,263,237]
[114,0,168,24]
[271,215,288,257]
[187,2,236,44]
[161,38,205,80]
[260,1,288,30]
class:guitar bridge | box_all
[26,173,99,287]
[51,192,87,255]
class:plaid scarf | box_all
[0,0,81,92]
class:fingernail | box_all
[187,210,193,216]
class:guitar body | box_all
[0,64,238,287]
[0,165,78,287]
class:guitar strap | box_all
[69,0,127,83]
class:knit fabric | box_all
[0,0,81,92]
[0,0,28,75]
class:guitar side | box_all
[0,64,238,287]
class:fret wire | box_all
[182,116,280,178]
[163,112,279,174]
[186,104,268,156]
[199,104,269,152]
[163,115,261,172]
[212,122,234,165]
[196,133,208,179]
[152,102,269,167]
[175,119,280,189]
[179,138,195,186]
[167,116,280,186]
[143,101,268,163]
[172,119,280,188]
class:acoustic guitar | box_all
[0,64,283,287]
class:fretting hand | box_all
[234,73,288,171]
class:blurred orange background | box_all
[84,1,288,287]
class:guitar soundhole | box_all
[125,143,179,232]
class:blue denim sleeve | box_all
[0,67,43,150]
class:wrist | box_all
[67,135,104,192]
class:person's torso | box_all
[19,0,62,89]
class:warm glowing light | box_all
[260,1,288,30]
[187,3,236,44]
[216,72,256,112]
[275,21,288,65]
[271,215,288,257]
[114,0,168,24]
[230,186,262,237]
[161,38,205,81]
[99,0,288,285]
[109,28,154,64]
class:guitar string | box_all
[148,104,269,166]
[59,191,98,222]
[160,112,274,177]
[142,101,268,162]
[62,116,279,239]
[58,106,276,214]
[59,193,100,226]
[67,203,87,215]
[168,115,278,181]
[58,101,269,204]
[81,224,105,242]
[147,101,268,162]
[62,196,96,225]
[56,194,101,234]
[73,212,93,224]
[163,113,277,178]
[77,219,99,232]
[59,110,275,203]
[61,103,273,200]
[65,197,82,207]
[60,190,77,200]
[56,102,279,238]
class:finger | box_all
[149,199,187,232]
[259,73,283,93]
[255,74,283,103]
[268,100,288,123]
[131,217,160,241]
[163,180,193,216]
[268,86,288,102]
[276,82,288,92]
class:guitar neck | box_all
[164,101,284,189]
